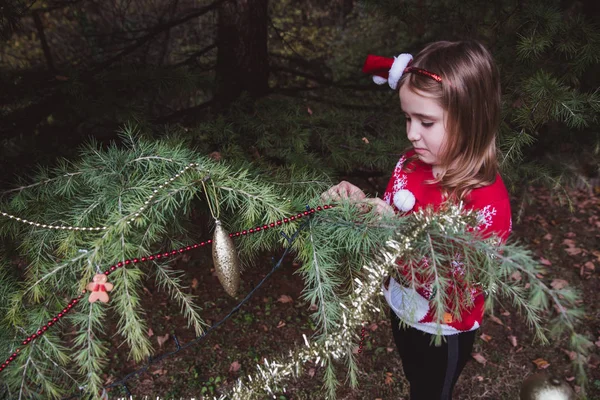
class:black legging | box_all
[390,308,477,400]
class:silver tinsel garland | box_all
[212,204,474,399]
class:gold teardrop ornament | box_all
[212,220,241,297]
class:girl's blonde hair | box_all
[398,40,501,201]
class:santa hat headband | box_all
[362,53,447,90]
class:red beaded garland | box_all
[0,205,333,374]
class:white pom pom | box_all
[393,189,415,212]
[388,53,413,90]
[372,75,388,85]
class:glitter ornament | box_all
[520,373,576,400]
[212,220,241,297]
[87,274,113,303]
[393,189,416,212]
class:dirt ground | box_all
[102,184,600,400]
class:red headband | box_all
[362,54,447,89]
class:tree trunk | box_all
[215,0,269,108]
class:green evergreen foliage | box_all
[0,0,599,398]
[0,129,592,399]
[0,129,328,398]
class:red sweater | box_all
[381,149,512,335]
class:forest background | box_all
[1,0,600,399]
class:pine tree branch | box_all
[1,172,83,196]
[18,356,31,400]
[154,99,215,124]
[272,66,373,91]
[154,263,207,336]
[22,252,88,298]
[91,0,228,74]
[274,90,383,111]
[173,43,218,68]
[308,225,330,336]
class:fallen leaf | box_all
[501,310,511,316]
[588,353,600,368]
[489,315,504,326]
[565,232,576,238]
[384,372,394,385]
[561,348,577,361]
[563,239,576,247]
[472,353,487,365]
[261,324,269,332]
[148,327,154,338]
[566,376,575,382]
[277,295,293,304]
[157,333,169,349]
[543,233,553,241]
[386,347,395,353]
[151,368,167,376]
[565,247,583,256]
[508,335,518,347]
[229,361,241,373]
[510,271,522,282]
[307,107,313,115]
[550,279,568,290]
[480,333,492,343]
[276,320,286,328]
[368,323,379,331]
[539,257,552,266]
[584,261,595,271]
[592,250,600,262]
[362,137,370,144]
[476,375,484,382]
[191,278,198,289]
[214,344,220,350]
[308,367,315,378]
[532,358,550,369]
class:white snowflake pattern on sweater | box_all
[477,205,497,230]
[384,155,408,205]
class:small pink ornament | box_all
[393,189,415,212]
[87,274,113,303]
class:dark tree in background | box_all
[215,0,269,107]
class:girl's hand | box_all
[320,181,367,202]
[362,198,395,217]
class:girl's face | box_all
[399,85,448,167]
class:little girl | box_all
[322,41,512,399]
